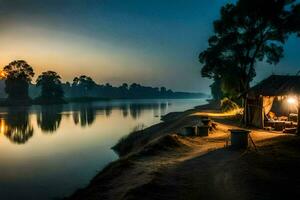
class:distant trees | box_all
[0,60,206,105]
[36,71,64,104]
[63,80,204,99]
[3,60,34,104]
[72,75,96,97]
[199,0,300,100]
[62,78,199,99]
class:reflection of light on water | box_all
[0,70,7,79]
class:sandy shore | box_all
[67,103,300,200]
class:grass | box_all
[112,124,146,156]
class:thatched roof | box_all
[248,75,300,97]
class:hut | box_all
[244,75,300,133]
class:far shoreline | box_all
[0,97,209,107]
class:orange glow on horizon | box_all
[0,71,7,79]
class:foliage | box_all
[210,77,223,100]
[72,75,96,96]
[113,123,146,156]
[3,60,34,101]
[62,80,205,99]
[199,0,300,99]
[36,71,64,100]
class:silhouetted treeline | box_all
[0,80,207,100]
[0,60,206,106]
[62,82,207,99]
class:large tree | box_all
[36,71,64,102]
[3,60,34,102]
[199,0,300,99]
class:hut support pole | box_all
[298,98,300,135]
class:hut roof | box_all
[248,75,300,97]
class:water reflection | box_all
[2,107,34,144]
[120,104,129,117]
[37,105,62,133]
[72,104,96,127]
[0,101,170,144]
[0,99,205,200]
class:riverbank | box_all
[67,102,300,200]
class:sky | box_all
[0,0,299,93]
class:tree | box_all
[209,77,223,100]
[72,75,96,96]
[3,60,34,103]
[160,87,167,94]
[199,0,299,99]
[36,71,64,102]
[121,83,128,90]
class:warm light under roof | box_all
[287,96,297,105]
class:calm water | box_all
[0,99,205,200]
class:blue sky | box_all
[0,0,298,93]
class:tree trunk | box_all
[297,98,300,135]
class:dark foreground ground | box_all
[67,104,300,200]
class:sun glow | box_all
[0,70,7,79]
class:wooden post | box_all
[260,96,264,129]
[297,98,300,135]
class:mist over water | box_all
[0,98,205,200]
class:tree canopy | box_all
[199,0,300,99]
[72,75,96,96]
[72,75,96,89]
[36,71,64,101]
[3,60,34,102]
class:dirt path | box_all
[68,107,300,200]
[118,124,290,200]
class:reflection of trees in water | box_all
[4,107,33,144]
[69,101,169,125]
[160,103,167,116]
[129,104,142,119]
[120,104,129,117]
[128,102,167,119]
[72,104,96,127]
[153,103,160,117]
[37,106,62,133]
[104,105,112,117]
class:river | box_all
[0,99,206,199]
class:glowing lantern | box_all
[287,96,297,105]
